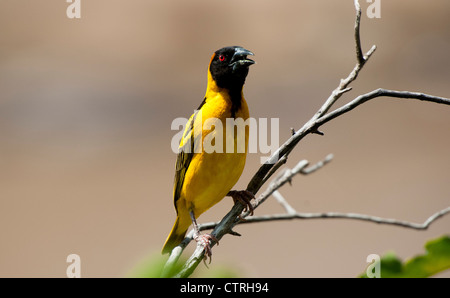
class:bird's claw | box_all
[228,190,255,218]
[194,233,219,265]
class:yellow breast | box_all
[180,88,249,217]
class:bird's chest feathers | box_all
[198,94,249,154]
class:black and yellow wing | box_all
[173,100,205,212]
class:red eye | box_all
[218,54,225,62]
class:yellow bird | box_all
[162,46,256,256]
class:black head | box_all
[209,46,255,91]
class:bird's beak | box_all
[229,47,255,71]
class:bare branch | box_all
[170,191,450,277]
[167,204,450,277]
[272,191,296,215]
[160,246,183,278]
[246,1,376,195]
[248,154,333,215]
[315,89,450,128]
[191,206,450,235]
[259,154,288,191]
[238,206,450,230]
[354,0,364,64]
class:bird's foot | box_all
[228,190,255,218]
[194,233,219,265]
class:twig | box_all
[190,206,450,235]
[249,154,334,214]
[246,1,376,195]
[315,89,450,128]
[238,206,450,230]
[259,155,288,190]
[354,0,365,64]
[272,191,296,215]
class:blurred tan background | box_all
[1,0,449,277]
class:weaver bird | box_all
[162,46,256,257]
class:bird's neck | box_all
[205,71,244,118]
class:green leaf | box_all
[125,253,186,278]
[360,235,450,278]
[126,253,240,278]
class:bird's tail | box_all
[162,216,189,254]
